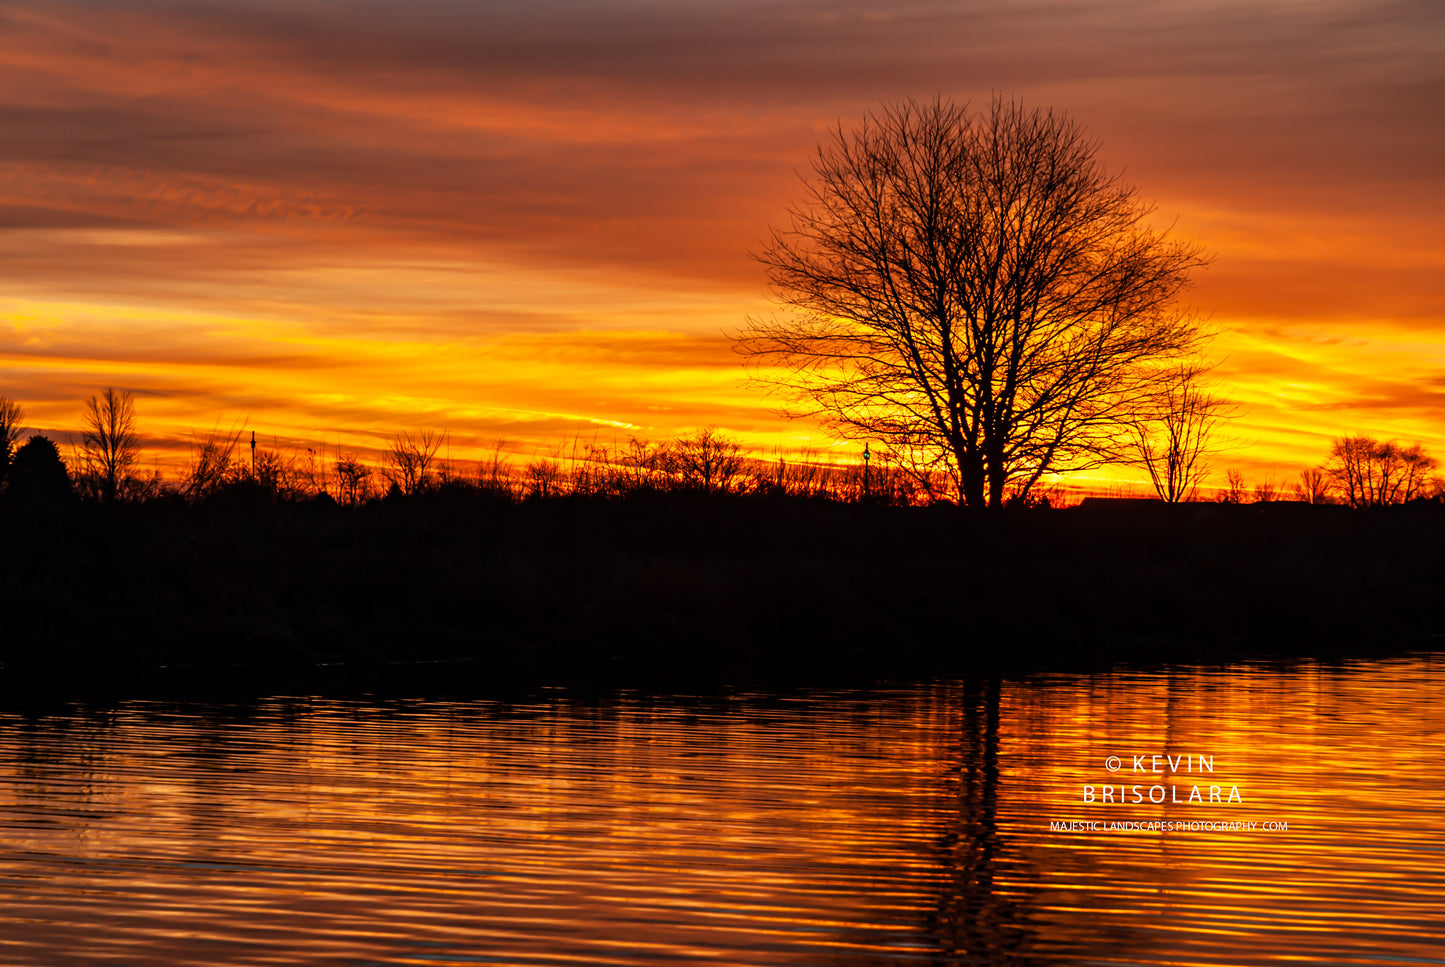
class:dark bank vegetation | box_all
[1,396,1442,693]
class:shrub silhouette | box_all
[5,434,71,507]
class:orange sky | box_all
[1,0,1442,489]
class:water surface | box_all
[2,657,1443,965]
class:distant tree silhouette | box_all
[1326,436,1437,508]
[334,454,372,505]
[566,445,603,497]
[1292,467,1332,505]
[0,394,24,487]
[183,428,245,499]
[477,440,513,496]
[1218,469,1248,504]
[80,388,140,503]
[6,434,71,506]
[252,447,298,497]
[384,430,442,495]
[1130,366,1233,502]
[610,437,656,493]
[663,427,744,493]
[296,447,329,496]
[525,458,564,498]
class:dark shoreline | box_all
[4,491,1443,698]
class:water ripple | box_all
[0,659,1443,964]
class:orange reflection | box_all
[1,663,1444,964]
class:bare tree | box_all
[738,95,1208,509]
[1131,365,1233,502]
[1292,467,1332,505]
[297,447,329,496]
[252,446,298,497]
[620,436,662,492]
[1218,469,1248,504]
[384,430,442,495]
[662,427,744,493]
[1326,436,1437,508]
[334,454,372,505]
[184,427,245,499]
[0,394,25,484]
[81,388,140,502]
[478,439,513,495]
[525,458,564,498]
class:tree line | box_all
[0,390,926,507]
[0,388,1439,510]
[1215,439,1441,509]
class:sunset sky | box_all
[1,0,1442,489]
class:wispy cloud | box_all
[0,0,1441,477]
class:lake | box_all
[2,656,1443,965]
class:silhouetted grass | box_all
[1,486,1442,694]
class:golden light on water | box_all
[2,660,1444,964]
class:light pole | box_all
[862,443,871,499]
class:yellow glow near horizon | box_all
[0,0,1441,493]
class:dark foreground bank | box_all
[2,489,1442,692]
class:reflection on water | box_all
[2,657,1444,965]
